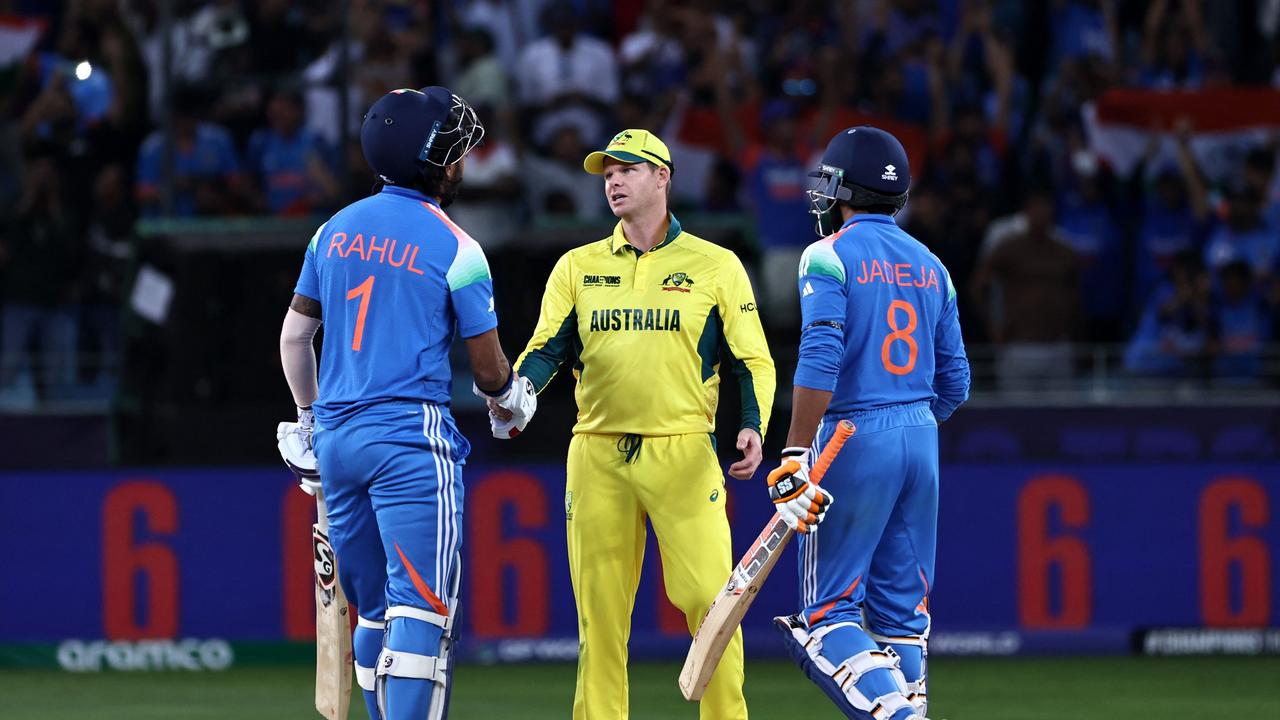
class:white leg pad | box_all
[805,622,863,650]
[355,662,377,692]
[868,632,926,647]
[868,631,927,714]
[385,605,450,630]
[357,616,386,630]
[869,693,916,719]
[906,681,927,716]
[791,622,910,714]
[836,649,909,689]
[375,648,447,684]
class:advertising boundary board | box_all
[1,462,1275,668]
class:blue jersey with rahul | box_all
[794,214,969,420]
[294,185,497,427]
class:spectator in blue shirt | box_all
[1210,260,1272,382]
[1124,251,1210,377]
[1056,150,1126,340]
[724,98,816,330]
[1137,0,1207,90]
[135,84,246,217]
[1243,147,1280,231]
[1049,0,1117,68]
[1203,184,1278,280]
[1134,164,1204,309]
[246,88,339,216]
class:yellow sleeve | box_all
[717,256,776,437]
[515,252,578,393]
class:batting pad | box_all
[775,615,920,720]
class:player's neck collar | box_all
[612,212,682,254]
[841,213,893,228]
[381,185,435,205]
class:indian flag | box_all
[1083,87,1280,185]
[0,16,42,92]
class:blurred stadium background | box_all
[0,0,1277,717]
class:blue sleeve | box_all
[447,237,498,338]
[309,132,336,169]
[793,240,847,392]
[212,127,241,174]
[293,222,324,301]
[246,130,265,173]
[136,137,159,186]
[931,269,970,421]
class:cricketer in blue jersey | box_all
[766,126,970,720]
[277,87,536,720]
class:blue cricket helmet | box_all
[807,125,910,234]
[360,86,485,186]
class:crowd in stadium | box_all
[1,0,1279,404]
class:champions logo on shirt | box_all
[588,308,681,332]
[583,274,622,287]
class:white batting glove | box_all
[277,406,321,495]
[473,372,537,439]
[767,447,834,534]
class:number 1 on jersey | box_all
[346,275,375,351]
[881,299,918,375]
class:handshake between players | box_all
[474,372,537,438]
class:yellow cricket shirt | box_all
[515,214,775,438]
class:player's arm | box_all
[280,224,327,410]
[281,294,322,408]
[717,255,776,479]
[514,252,578,393]
[448,238,536,437]
[767,240,845,532]
[784,241,847,449]
[278,226,327,492]
[932,268,970,422]
[464,329,511,393]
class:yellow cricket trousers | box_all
[566,432,747,720]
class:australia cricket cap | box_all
[583,129,674,175]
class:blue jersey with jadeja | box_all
[793,214,969,420]
[294,185,497,428]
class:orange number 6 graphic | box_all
[881,299,918,375]
[347,275,375,351]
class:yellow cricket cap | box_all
[583,129,674,174]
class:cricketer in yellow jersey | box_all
[493,129,775,720]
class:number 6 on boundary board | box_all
[679,419,856,701]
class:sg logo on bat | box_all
[313,527,340,600]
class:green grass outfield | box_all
[3,657,1278,719]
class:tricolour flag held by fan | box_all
[0,16,41,66]
[0,16,42,93]
[1084,88,1280,183]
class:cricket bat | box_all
[313,491,353,720]
[679,419,856,701]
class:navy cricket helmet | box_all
[807,125,911,235]
[360,86,485,187]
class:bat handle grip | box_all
[315,491,330,532]
[808,419,856,487]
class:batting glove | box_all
[277,406,321,495]
[473,372,537,439]
[767,447,834,534]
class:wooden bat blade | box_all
[679,513,794,700]
[679,420,856,702]
[313,522,353,720]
